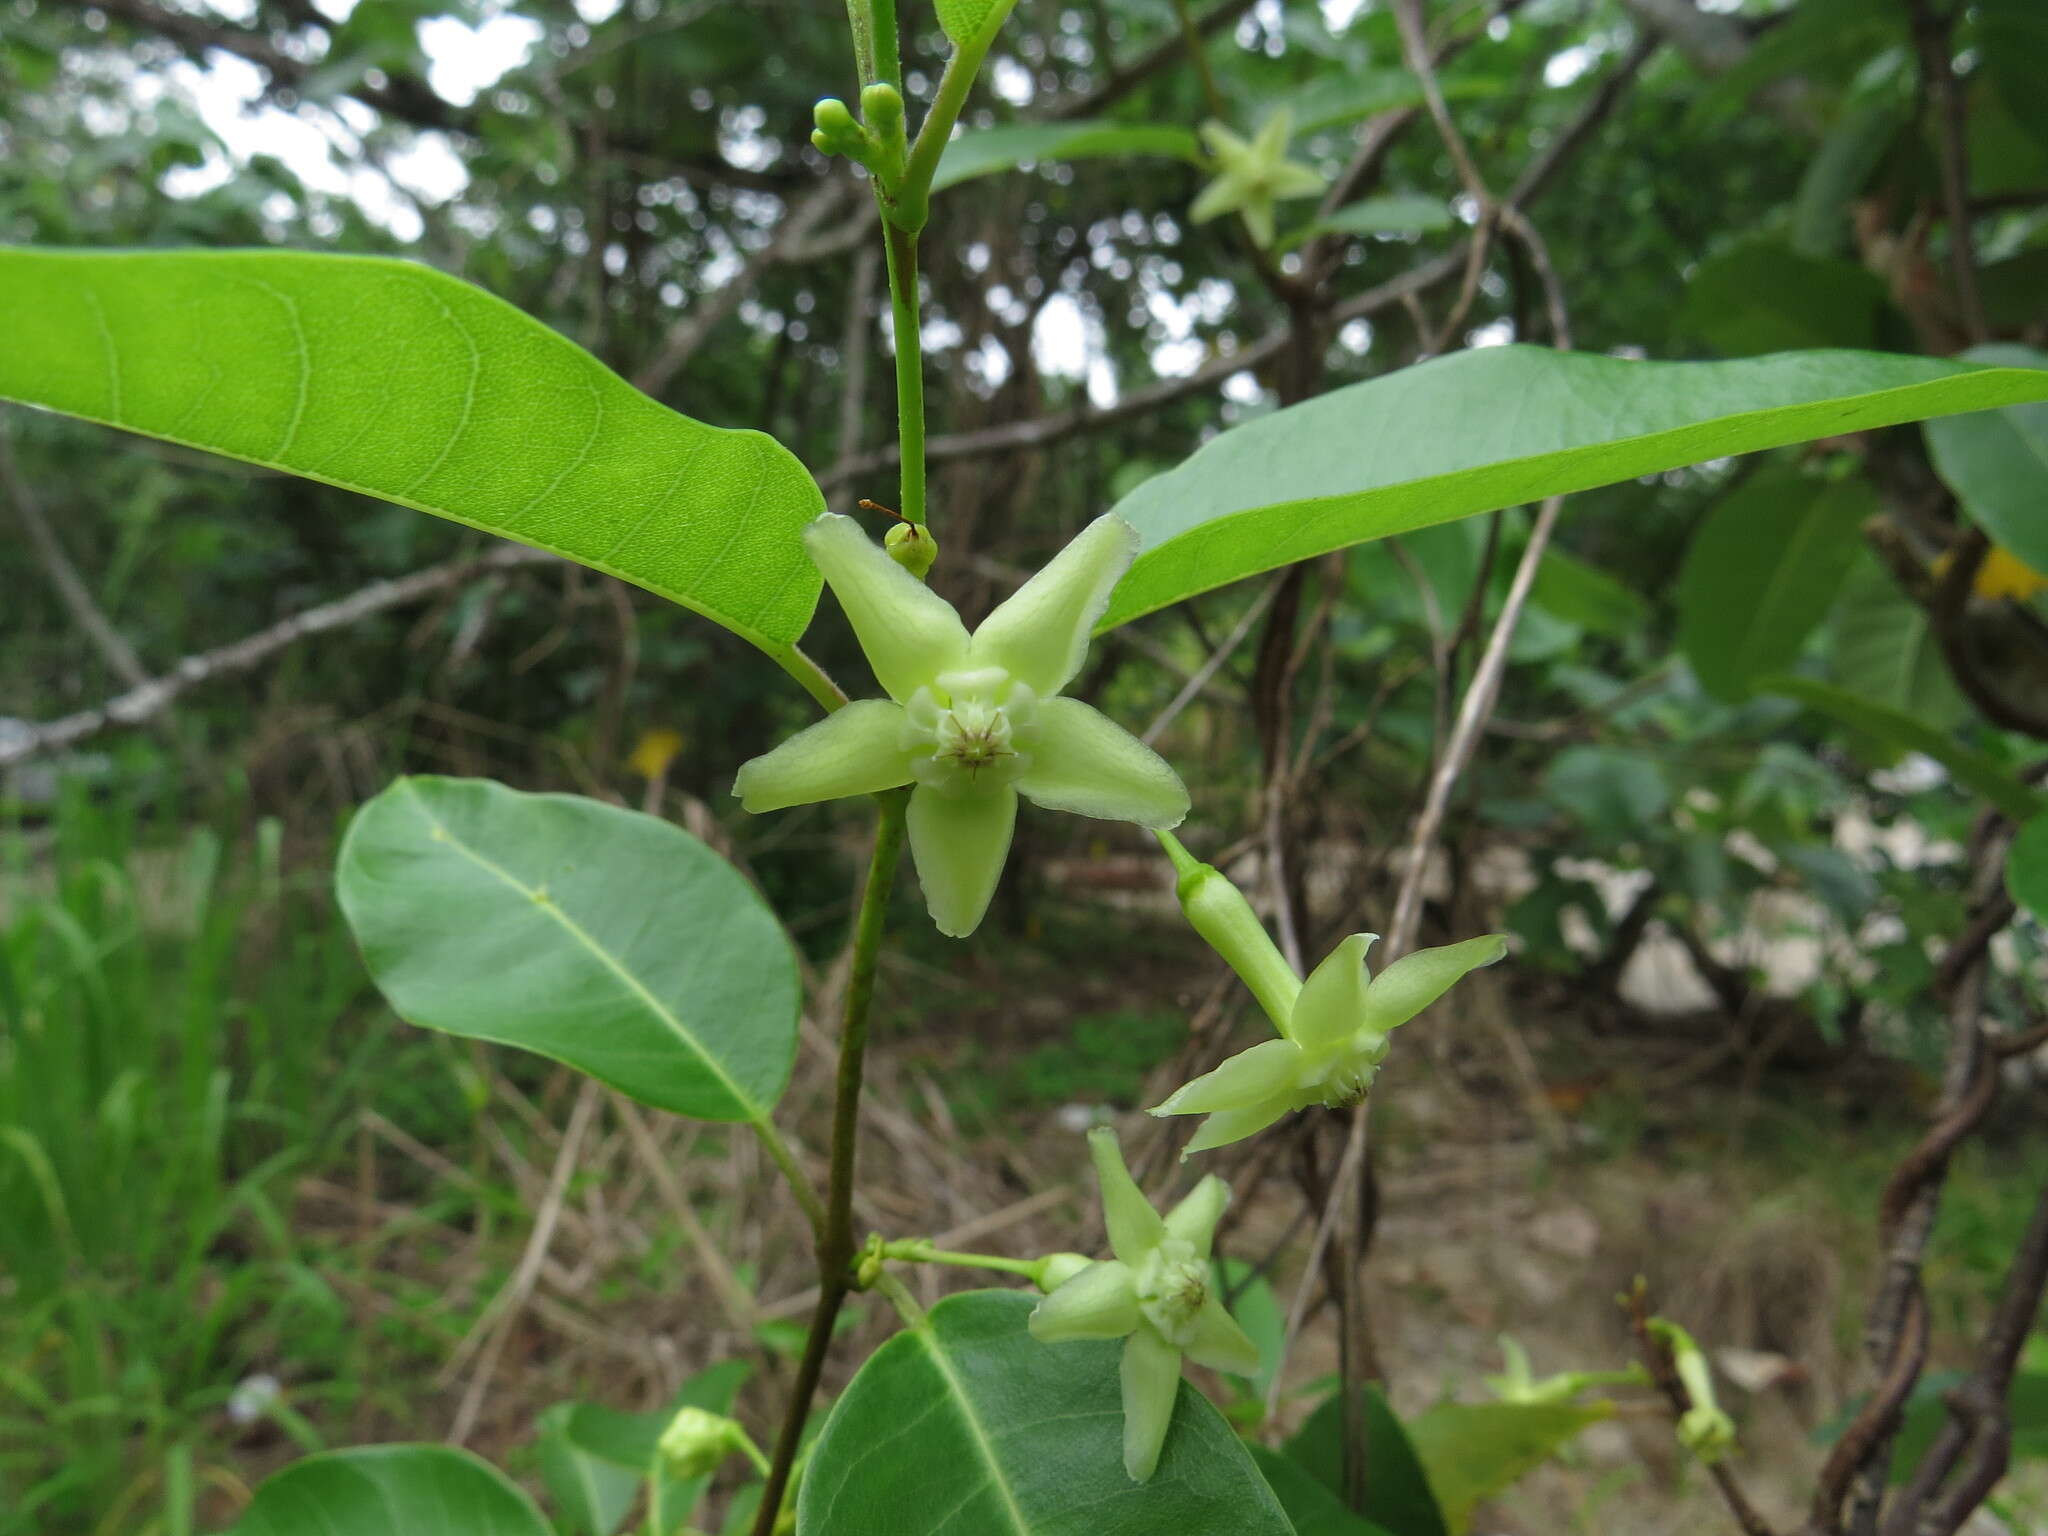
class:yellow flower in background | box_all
[629,728,686,780]
[1975,545,2048,602]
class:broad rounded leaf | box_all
[934,123,1202,192]
[2011,816,2048,924]
[797,1290,1291,1535]
[1924,343,2048,573]
[336,776,799,1122]
[235,1445,551,1536]
[0,248,824,653]
[1677,467,1873,700]
[1099,347,2048,630]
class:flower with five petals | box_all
[1151,929,1507,1154]
[1188,109,1326,250]
[1027,1128,1259,1481]
[735,513,1188,937]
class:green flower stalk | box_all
[1027,1128,1259,1482]
[1649,1318,1737,1465]
[736,514,1188,937]
[1485,1334,1647,1406]
[1188,110,1326,250]
[1150,839,1506,1153]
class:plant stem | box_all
[841,0,901,95]
[880,1239,1040,1278]
[749,789,909,1536]
[750,1118,825,1236]
[881,221,927,525]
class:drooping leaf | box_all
[1826,555,1965,727]
[1248,1447,1398,1535]
[933,122,1203,191]
[1282,1386,1448,1536]
[1678,240,1891,356]
[1923,343,2048,574]
[1098,346,2048,630]
[796,1290,1291,1535]
[540,1360,751,1536]
[1676,467,1873,700]
[1761,677,2045,824]
[234,1445,553,1536]
[2011,816,2048,923]
[1403,1400,1611,1536]
[0,247,824,654]
[335,777,800,1123]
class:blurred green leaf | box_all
[540,1360,751,1536]
[1677,468,1872,700]
[1283,1386,1447,1536]
[1280,195,1453,251]
[1679,241,1890,356]
[1827,555,1967,727]
[2011,815,2048,923]
[1544,747,1671,838]
[1405,1400,1611,1536]
[1248,1447,1397,1535]
[933,122,1203,191]
[1923,343,2048,574]
[1529,548,1650,638]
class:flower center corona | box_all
[903,667,1038,796]
[1134,1238,1209,1346]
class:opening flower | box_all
[1027,1127,1259,1481]
[1152,929,1507,1154]
[735,514,1188,937]
[1188,109,1326,250]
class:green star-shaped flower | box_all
[1151,930,1506,1154]
[735,514,1188,938]
[1027,1127,1259,1481]
[1188,109,1326,249]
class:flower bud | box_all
[1156,832,1300,1030]
[657,1407,741,1480]
[884,519,938,580]
[811,98,869,162]
[859,82,905,134]
[1033,1251,1094,1292]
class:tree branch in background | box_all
[1904,0,1987,344]
[0,544,555,768]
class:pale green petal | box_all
[1088,1125,1166,1264]
[1189,175,1239,225]
[1120,1327,1183,1482]
[905,784,1016,938]
[1162,1174,1230,1258]
[1183,1098,1292,1156]
[1241,196,1277,251]
[1289,932,1377,1051]
[1150,1038,1302,1117]
[1253,109,1294,160]
[968,515,1137,695]
[733,700,914,812]
[1016,699,1189,828]
[1269,160,1327,200]
[1198,120,1250,164]
[1182,1294,1262,1377]
[1029,1259,1140,1342]
[804,513,969,702]
[1361,933,1508,1031]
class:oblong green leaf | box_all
[235,1445,552,1536]
[1404,1400,1611,1536]
[0,247,824,653]
[933,122,1203,191]
[335,776,799,1122]
[797,1290,1291,1535]
[1924,343,2048,573]
[1677,467,1873,700]
[1248,1447,1398,1535]
[1279,194,1453,252]
[1282,1385,1447,1536]
[1098,346,2048,630]
[1826,555,1965,727]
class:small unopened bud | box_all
[1033,1251,1094,1292]
[884,519,938,580]
[1156,832,1301,1030]
[658,1407,742,1479]
[859,82,905,134]
[811,98,869,162]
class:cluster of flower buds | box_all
[810,83,907,188]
